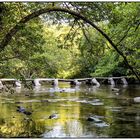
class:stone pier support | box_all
[73,79,81,86]
[15,80,21,87]
[0,80,4,89]
[121,78,128,85]
[34,79,41,86]
[91,78,100,86]
[108,78,115,86]
[53,79,59,87]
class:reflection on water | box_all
[0,83,140,138]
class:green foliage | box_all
[106,2,140,77]
[91,50,127,77]
[37,24,82,78]
[0,2,139,79]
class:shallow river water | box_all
[0,83,140,138]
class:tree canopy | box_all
[0,2,140,81]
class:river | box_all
[0,83,140,138]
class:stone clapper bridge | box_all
[0,77,128,89]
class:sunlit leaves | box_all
[91,51,126,77]
[0,2,139,79]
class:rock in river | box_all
[48,113,59,119]
[17,106,26,113]
[16,106,32,115]
[134,97,140,103]
[87,116,103,123]
[87,115,109,127]
[88,99,104,106]
[112,88,120,92]
[94,122,109,127]
[23,111,32,115]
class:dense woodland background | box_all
[0,2,140,80]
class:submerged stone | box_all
[115,93,119,95]
[87,98,104,106]
[94,122,109,127]
[87,116,103,123]
[41,99,49,102]
[25,94,30,96]
[76,99,88,103]
[112,88,120,92]
[92,99,101,102]
[15,101,23,104]
[23,111,32,115]
[16,106,32,115]
[17,107,25,113]
[87,115,109,128]
[48,113,59,119]
[89,102,104,106]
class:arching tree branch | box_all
[0,6,139,81]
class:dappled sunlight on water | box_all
[0,83,140,138]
